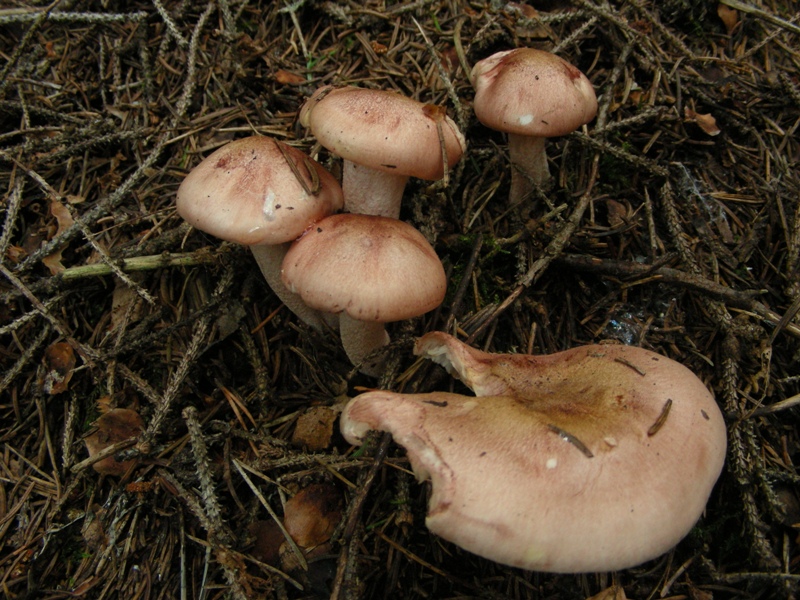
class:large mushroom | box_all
[299,86,466,218]
[471,48,598,203]
[176,136,343,329]
[281,214,446,376]
[340,332,727,572]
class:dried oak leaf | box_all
[42,199,75,275]
[284,483,343,549]
[84,406,144,476]
[717,3,740,35]
[42,341,76,394]
[685,106,722,136]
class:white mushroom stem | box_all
[249,244,326,330]
[342,161,409,218]
[339,313,390,377]
[507,133,548,205]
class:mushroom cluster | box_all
[177,47,598,373]
[340,332,727,573]
[174,46,728,575]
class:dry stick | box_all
[411,16,467,133]
[720,339,779,571]
[231,459,308,575]
[138,316,210,451]
[0,9,147,24]
[0,325,50,398]
[444,234,483,331]
[0,297,60,336]
[183,407,226,529]
[0,263,99,363]
[718,0,800,35]
[138,260,231,449]
[749,392,800,417]
[0,246,225,304]
[0,0,65,97]
[570,131,670,177]
[58,250,222,281]
[551,15,599,55]
[150,0,188,47]
[69,437,138,473]
[73,219,156,306]
[330,432,393,600]
[115,363,165,405]
[467,151,600,344]
[627,0,697,59]
[659,180,735,332]
[555,254,800,339]
[0,180,22,259]
[157,469,250,600]
[12,0,214,276]
[162,473,213,532]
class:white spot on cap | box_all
[604,436,618,447]
[546,457,557,469]
[262,190,277,221]
[248,226,262,233]
[518,114,534,126]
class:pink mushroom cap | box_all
[472,48,598,138]
[341,333,727,572]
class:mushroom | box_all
[281,214,446,376]
[176,136,343,329]
[340,332,727,572]
[471,48,598,203]
[299,86,466,218]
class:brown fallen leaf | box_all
[84,404,144,476]
[283,483,343,549]
[606,199,629,229]
[5,245,26,263]
[248,520,284,565]
[274,69,306,85]
[291,405,339,451]
[371,39,388,55]
[586,585,627,600]
[110,277,144,332]
[81,504,108,550]
[508,1,538,18]
[42,251,66,275]
[42,199,76,274]
[508,2,551,39]
[717,3,740,35]
[42,341,76,394]
[685,106,722,136]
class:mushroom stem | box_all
[342,161,409,218]
[339,313,390,376]
[507,133,548,205]
[249,244,326,330]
